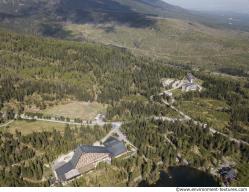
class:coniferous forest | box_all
[0,28,249,187]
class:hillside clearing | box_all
[6,120,69,135]
[178,98,230,130]
[41,101,107,120]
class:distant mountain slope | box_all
[1,0,249,72]
[0,0,192,29]
[64,18,249,71]
[0,0,188,17]
[0,0,248,32]
[196,11,249,32]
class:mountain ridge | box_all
[1,0,249,72]
[0,0,192,28]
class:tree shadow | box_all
[38,22,75,39]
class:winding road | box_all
[19,115,137,151]
[20,114,122,127]
[161,97,249,147]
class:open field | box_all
[178,98,230,129]
[5,120,69,135]
[171,89,183,98]
[41,101,107,120]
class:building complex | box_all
[52,137,127,183]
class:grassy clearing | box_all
[41,101,107,120]
[178,98,230,129]
[171,89,183,98]
[6,120,69,135]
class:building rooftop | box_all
[53,151,74,170]
[187,73,195,82]
[112,122,122,129]
[64,169,80,181]
[54,145,110,182]
[183,82,196,87]
[55,161,74,181]
[104,137,127,157]
[71,145,110,167]
[219,167,236,180]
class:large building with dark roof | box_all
[104,137,127,157]
[53,140,127,182]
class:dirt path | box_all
[23,177,46,184]
[0,120,14,128]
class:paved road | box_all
[19,114,138,152]
[153,116,186,122]
[116,128,137,150]
[161,99,249,147]
[20,114,122,128]
[0,120,14,128]
[20,115,138,149]
[100,124,122,143]
[100,122,137,151]
[162,100,191,120]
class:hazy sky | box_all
[164,0,249,14]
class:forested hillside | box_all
[1,0,249,72]
[0,28,249,187]
[1,28,249,142]
[0,124,111,186]
[0,28,183,186]
[0,0,249,188]
[0,29,183,122]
